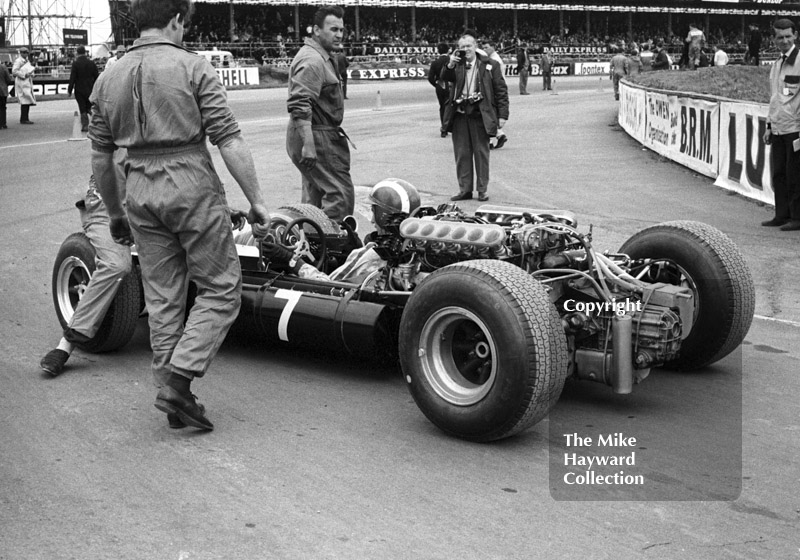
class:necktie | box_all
[466,62,472,69]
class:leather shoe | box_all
[450,192,472,201]
[478,194,489,201]
[494,135,507,149]
[155,386,213,430]
[20,120,34,125]
[167,413,187,429]
[779,220,800,231]
[40,349,69,376]
[761,217,788,227]
[440,131,447,138]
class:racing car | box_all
[51,179,755,442]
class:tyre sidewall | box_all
[400,267,543,440]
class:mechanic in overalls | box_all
[286,5,355,223]
[88,0,270,431]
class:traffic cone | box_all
[68,111,87,141]
[373,90,383,111]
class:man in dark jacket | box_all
[747,24,762,66]
[441,29,509,202]
[427,42,451,135]
[516,43,530,95]
[651,40,671,71]
[68,46,99,132]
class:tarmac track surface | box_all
[0,78,798,559]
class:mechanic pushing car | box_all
[87,0,271,432]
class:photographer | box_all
[440,29,509,202]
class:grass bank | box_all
[627,65,771,104]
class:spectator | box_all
[333,50,349,99]
[0,62,11,129]
[441,29,509,202]
[427,41,451,136]
[104,46,126,71]
[89,0,271,431]
[610,46,629,101]
[687,23,705,70]
[68,46,99,132]
[286,5,355,223]
[628,49,643,76]
[517,43,530,95]
[639,41,654,71]
[652,40,671,71]
[12,47,36,125]
[481,40,507,150]
[747,24,762,66]
[713,45,729,67]
[540,49,553,90]
[762,18,800,232]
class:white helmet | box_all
[369,178,421,228]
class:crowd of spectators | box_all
[179,3,782,62]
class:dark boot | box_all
[80,112,89,132]
[20,104,33,124]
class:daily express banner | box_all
[714,102,774,206]
[618,83,646,143]
[644,91,719,178]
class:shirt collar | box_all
[304,37,331,62]
[129,35,192,54]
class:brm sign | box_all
[63,28,88,46]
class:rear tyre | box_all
[52,232,141,353]
[399,260,569,442]
[620,220,755,370]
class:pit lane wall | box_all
[618,81,774,206]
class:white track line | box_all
[753,314,800,328]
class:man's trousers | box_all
[287,122,355,223]
[452,111,490,195]
[770,132,800,221]
[125,143,241,387]
[65,188,132,342]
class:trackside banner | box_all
[644,91,719,178]
[619,82,774,206]
[714,102,774,205]
[618,85,646,143]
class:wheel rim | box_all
[632,259,700,322]
[417,306,497,406]
[56,256,91,324]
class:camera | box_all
[456,49,467,62]
[454,91,484,105]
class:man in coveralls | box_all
[286,5,355,223]
[88,0,271,431]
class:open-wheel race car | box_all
[52,179,755,442]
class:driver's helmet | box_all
[369,178,421,229]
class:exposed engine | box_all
[364,204,695,391]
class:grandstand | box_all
[104,0,800,64]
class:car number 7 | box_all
[275,289,302,342]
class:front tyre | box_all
[52,232,141,353]
[620,221,755,370]
[399,260,569,442]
